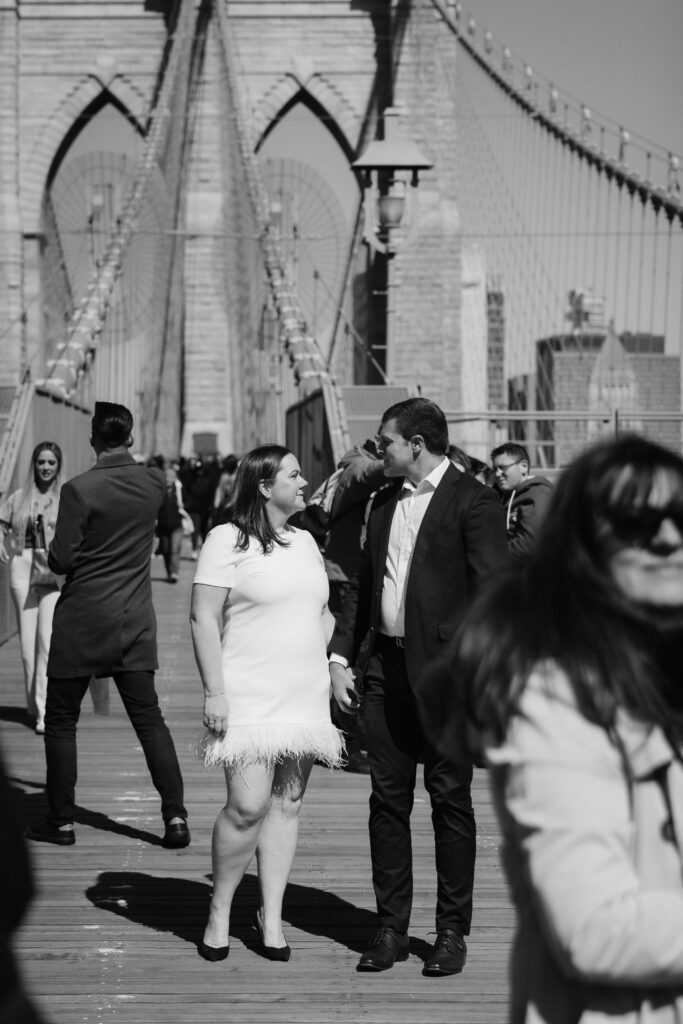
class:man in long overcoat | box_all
[25,402,189,849]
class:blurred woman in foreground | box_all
[452,434,683,1023]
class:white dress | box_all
[194,523,344,770]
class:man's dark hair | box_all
[490,441,530,465]
[92,402,134,447]
[381,398,449,456]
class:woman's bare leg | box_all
[203,762,275,948]
[255,756,314,947]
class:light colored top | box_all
[0,486,60,551]
[193,522,342,769]
[380,456,450,637]
[485,664,683,1024]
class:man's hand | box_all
[203,693,228,738]
[330,662,360,716]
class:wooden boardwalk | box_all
[1,551,514,1024]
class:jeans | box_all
[44,670,187,827]
[9,549,60,725]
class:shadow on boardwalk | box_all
[85,870,392,957]
[1,562,513,1023]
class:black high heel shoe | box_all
[198,940,230,962]
[254,912,291,962]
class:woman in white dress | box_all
[190,445,343,963]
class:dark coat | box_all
[500,474,554,558]
[47,453,165,678]
[329,462,509,736]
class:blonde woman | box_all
[0,442,64,733]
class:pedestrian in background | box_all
[181,456,215,559]
[156,466,187,583]
[0,442,64,734]
[25,402,189,850]
[491,442,553,557]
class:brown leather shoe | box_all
[357,928,409,971]
[422,928,467,976]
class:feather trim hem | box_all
[195,722,345,771]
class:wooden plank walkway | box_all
[1,550,514,1024]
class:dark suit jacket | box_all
[329,462,508,735]
[47,453,165,678]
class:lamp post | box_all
[352,107,433,381]
[352,106,433,256]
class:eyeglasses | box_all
[493,460,522,475]
[607,502,683,548]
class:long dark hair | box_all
[224,444,293,553]
[456,434,683,748]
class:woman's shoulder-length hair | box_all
[225,444,293,553]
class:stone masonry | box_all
[3,0,466,451]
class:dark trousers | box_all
[362,636,475,936]
[44,671,187,828]
[157,528,182,577]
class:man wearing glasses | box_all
[328,397,508,977]
[491,442,553,558]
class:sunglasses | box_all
[607,502,683,548]
[493,460,523,475]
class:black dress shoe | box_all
[357,928,409,971]
[254,912,291,962]
[198,940,230,962]
[25,820,75,846]
[162,821,190,849]
[422,928,467,976]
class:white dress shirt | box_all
[380,457,450,637]
[329,457,451,667]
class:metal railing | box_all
[445,409,683,468]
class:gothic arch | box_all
[252,74,359,155]
[22,74,148,234]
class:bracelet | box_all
[205,692,224,698]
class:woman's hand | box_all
[0,537,10,564]
[203,693,228,738]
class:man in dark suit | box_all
[25,402,189,850]
[329,398,508,975]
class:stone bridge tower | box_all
[1,0,462,453]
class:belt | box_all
[379,634,405,649]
